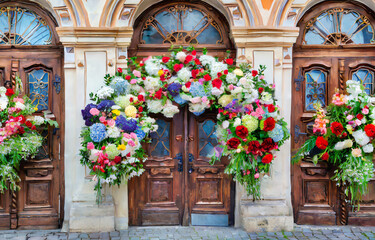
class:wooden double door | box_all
[129,108,234,226]
[292,46,375,225]
[0,47,64,229]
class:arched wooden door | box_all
[128,1,235,226]
[0,2,64,229]
[292,1,375,225]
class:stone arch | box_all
[99,0,262,28]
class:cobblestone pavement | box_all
[1,225,375,240]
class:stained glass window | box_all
[0,6,52,45]
[304,8,374,45]
[199,120,218,158]
[28,69,49,111]
[150,119,170,157]
[352,69,374,95]
[141,5,223,45]
[305,69,327,111]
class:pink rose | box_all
[133,70,141,78]
[123,133,131,139]
[87,142,95,150]
[228,84,234,90]
[107,119,116,127]
[347,115,354,120]
[130,79,137,84]
[99,116,106,123]
[13,97,24,104]
[355,119,362,126]
[362,108,369,115]
[130,132,137,139]
[260,76,265,80]
[89,108,100,116]
[254,173,260,179]
[128,140,135,147]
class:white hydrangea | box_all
[0,96,8,111]
[176,52,187,62]
[144,58,161,76]
[144,76,161,92]
[147,100,163,114]
[243,89,259,104]
[210,61,227,78]
[189,101,209,113]
[115,95,135,109]
[352,129,370,146]
[199,55,215,66]
[233,118,242,127]
[162,100,179,118]
[0,87,6,95]
[211,86,224,96]
[177,67,192,83]
[107,126,121,138]
[260,92,273,105]
[226,72,237,84]
[97,86,114,99]
[32,116,45,126]
[363,144,374,153]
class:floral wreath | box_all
[80,48,290,202]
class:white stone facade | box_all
[16,0,375,233]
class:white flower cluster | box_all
[97,86,114,99]
[145,58,162,76]
[144,76,161,92]
[32,116,45,126]
[177,67,192,83]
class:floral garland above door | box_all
[80,48,290,202]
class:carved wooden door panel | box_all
[292,53,375,225]
[0,48,64,229]
[188,112,233,226]
[129,109,233,226]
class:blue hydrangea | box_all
[97,100,115,111]
[189,82,206,97]
[174,94,187,105]
[115,115,138,132]
[90,123,107,142]
[167,83,182,97]
[110,76,129,96]
[268,124,284,142]
[135,128,146,140]
[192,110,205,116]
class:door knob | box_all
[188,136,194,142]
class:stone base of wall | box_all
[236,199,294,232]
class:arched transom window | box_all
[303,8,374,45]
[0,6,52,45]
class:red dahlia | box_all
[330,122,344,136]
[235,125,249,138]
[316,136,328,150]
[321,152,329,161]
[227,138,241,149]
[262,154,273,164]
[364,124,375,137]
[212,78,222,89]
[263,117,276,131]
[225,58,233,65]
[248,140,261,155]
[5,88,14,96]
[261,138,276,152]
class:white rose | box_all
[177,67,191,83]
[176,52,187,62]
[260,92,273,105]
[334,139,353,150]
[89,149,100,161]
[222,120,229,129]
[363,144,374,153]
[211,87,224,96]
[147,100,164,114]
[352,129,370,146]
[233,118,242,127]
[162,101,179,118]
[15,101,25,110]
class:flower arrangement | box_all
[294,80,375,205]
[80,47,289,202]
[0,77,58,193]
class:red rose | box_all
[261,138,276,152]
[18,115,26,124]
[316,136,328,150]
[25,121,33,128]
[191,50,197,56]
[184,55,193,64]
[204,74,211,81]
[262,154,273,164]
[138,106,143,112]
[357,114,364,120]
[364,124,375,137]
[225,58,233,65]
[223,70,228,75]
[173,64,183,72]
[217,72,222,78]
[330,122,344,136]
[138,95,145,102]
[129,97,134,102]
[268,104,275,113]
[248,140,261,155]
[235,125,249,138]
[252,70,258,77]
[18,126,25,135]
[212,78,222,89]
[114,156,122,164]
[258,87,264,94]
[321,152,329,161]
[140,62,144,67]
[263,117,276,131]
[227,138,241,149]
[155,89,163,99]
[117,68,122,73]
[185,82,191,88]
[162,57,170,63]
[191,69,199,79]
[125,75,131,80]
[101,146,106,150]
[31,125,36,130]
[5,88,14,96]
[194,58,201,65]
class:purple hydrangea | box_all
[167,83,182,97]
[81,103,97,120]
[97,100,115,111]
[115,115,138,132]
[224,99,242,113]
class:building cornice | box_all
[231,27,300,48]
[56,27,134,47]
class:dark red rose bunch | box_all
[263,117,276,131]
[227,138,241,149]
[330,122,344,136]
[248,140,261,155]
[235,125,248,138]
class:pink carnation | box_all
[133,70,141,78]
[87,142,95,150]
[89,108,100,116]
[362,108,369,115]
[13,97,24,104]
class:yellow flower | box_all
[125,105,137,118]
[34,107,38,111]
[158,69,164,76]
[112,109,120,116]
[117,144,126,151]
[233,68,243,76]
[113,116,117,120]
[218,94,233,107]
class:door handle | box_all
[294,124,307,143]
[174,153,183,172]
